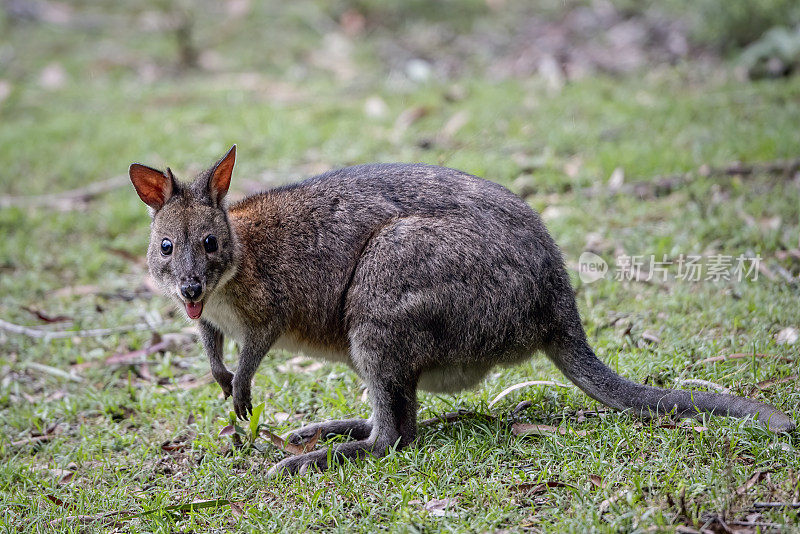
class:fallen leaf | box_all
[608,167,625,191]
[513,481,576,495]
[161,430,196,453]
[589,474,604,489]
[754,375,798,390]
[219,425,235,437]
[775,327,798,345]
[301,428,323,454]
[46,494,73,508]
[641,331,661,345]
[230,501,245,518]
[439,110,469,140]
[260,428,305,456]
[599,488,630,513]
[423,497,458,517]
[393,106,430,136]
[22,306,72,324]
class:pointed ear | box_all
[208,145,236,205]
[129,163,175,211]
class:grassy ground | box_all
[1,2,799,532]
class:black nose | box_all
[180,281,203,300]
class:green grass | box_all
[1,2,799,532]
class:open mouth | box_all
[185,300,204,320]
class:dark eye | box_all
[203,235,218,253]
[160,238,173,256]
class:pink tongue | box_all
[185,301,203,319]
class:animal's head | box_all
[129,145,239,320]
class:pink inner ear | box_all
[211,146,235,201]
[130,164,172,209]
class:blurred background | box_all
[2,0,800,194]
[1,2,800,530]
[2,0,800,299]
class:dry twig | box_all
[0,175,128,209]
[0,318,166,340]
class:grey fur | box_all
[129,148,796,475]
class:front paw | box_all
[213,369,234,398]
[231,380,252,420]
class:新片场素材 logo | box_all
[578,252,608,283]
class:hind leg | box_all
[268,331,418,476]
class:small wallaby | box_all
[130,146,795,474]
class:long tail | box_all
[547,338,795,433]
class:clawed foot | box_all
[267,451,328,477]
[213,369,234,398]
[266,436,401,476]
[232,380,252,420]
[267,440,376,477]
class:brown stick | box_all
[0,318,165,339]
[582,158,800,200]
[752,502,800,509]
[418,410,494,427]
[0,175,128,209]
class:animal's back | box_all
[227,163,572,391]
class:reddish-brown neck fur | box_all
[225,189,357,354]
